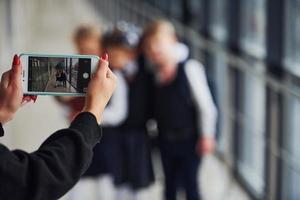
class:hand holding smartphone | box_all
[20,54,99,96]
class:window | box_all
[239,0,266,58]
[208,0,228,42]
[284,0,300,76]
[155,0,170,14]
[184,0,204,30]
[213,51,233,160]
[237,62,266,197]
[281,84,300,200]
[169,0,183,21]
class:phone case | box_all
[20,53,100,96]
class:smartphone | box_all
[20,53,99,96]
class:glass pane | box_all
[209,0,228,42]
[284,0,300,75]
[237,63,266,196]
[282,88,300,200]
[187,0,204,30]
[240,0,266,58]
[284,94,300,159]
[157,0,170,13]
[213,51,232,158]
[169,0,183,21]
[282,166,300,200]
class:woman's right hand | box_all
[83,54,117,124]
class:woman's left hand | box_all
[0,55,24,124]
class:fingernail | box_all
[101,53,108,61]
[22,100,29,105]
[31,96,38,103]
[12,54,20,65]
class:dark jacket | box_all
[0,112,101,200]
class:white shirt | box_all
[184,60,218,136]
[101,70,128,126]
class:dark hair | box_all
[102,21,140,50]
[56,62,65,70]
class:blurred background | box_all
[0,0,299,200]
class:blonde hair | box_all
[73,24,101,44]
[144,19,176,37]
[140,19,176,49]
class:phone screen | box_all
[27,56,91,93]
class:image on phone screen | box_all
[28,56,91,93]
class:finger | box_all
[106,67,115,79]
[21,99,30,106]
[1,70,11,89]
[10,54,22,87]
[95,58,109,78]
[21,100,29,106]
[22,95,32,102]
[30,95,38,102]
[22,95,37,102]
[21,99,33,106]
[96,53,109,78]
[21,95,38,105]
[101,53,108,61]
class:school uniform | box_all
[114,56,155,190]
[66,71,128,200]
[82,127,119,177]
[154,43,218,200]
[82,70,128,177]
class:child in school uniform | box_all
[142,20,218,200]
[102,22,155,199]
[56,24,102,121]
[56,25,128,200]
[72,60,128,200]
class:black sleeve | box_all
[0,123,3,137]
[0,112,101,200]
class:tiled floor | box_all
[62,155,250,200]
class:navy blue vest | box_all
[154,61,198,137]
[120,56,155,130]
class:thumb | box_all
[10,54,22,86]
[96,57,109,78]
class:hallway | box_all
[45,70,77,93]
[3,0,295,199]
[0,0,250,200]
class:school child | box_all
[73,24,102,56]
[56,24,102,121]
[55,69,62,88]
[56,25,128,200]
[68,55,128,200]
[142,20,218,200]
[102,22,155,199]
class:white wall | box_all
[0,0,101,151]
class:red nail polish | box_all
[101,53,108,61]
[12,54,20,65]
[31,96,38,103]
